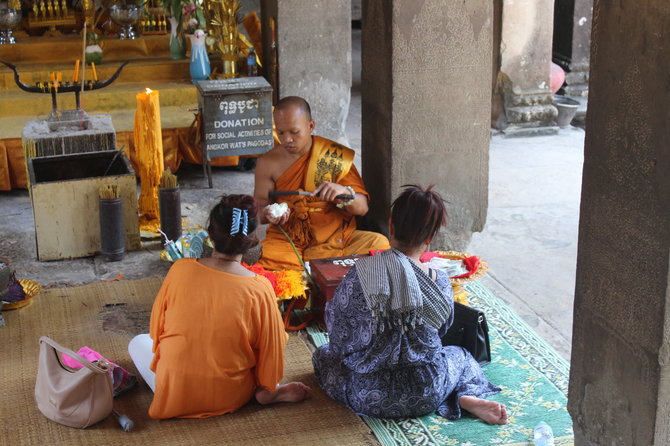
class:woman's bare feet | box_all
[459,395,509,425]
[255,382,312,405]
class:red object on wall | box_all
[550,62,566,94]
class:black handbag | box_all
[441,302,492,366]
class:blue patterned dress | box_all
[312,266,500,419]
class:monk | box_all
[254,96,390,271]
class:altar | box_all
[0,2,269,190]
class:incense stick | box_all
[159,169,178,189]
[99,184,119,199]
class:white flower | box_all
[267,202,289,218]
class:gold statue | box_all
[203,0,241,78]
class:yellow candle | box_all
[134,88,164,228]
[73,60,79,83]
[91,62,98,82]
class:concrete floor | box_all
[0,29,582,361]
[470,129,584,360]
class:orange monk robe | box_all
[148,258,288,419]
[259,136,390,271]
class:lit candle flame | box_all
[145,88,153,94]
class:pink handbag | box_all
[34,336,114,428]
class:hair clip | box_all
[230,208,249,236]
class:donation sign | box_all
[196,77,274,159]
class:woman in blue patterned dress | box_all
[312,185,508,424]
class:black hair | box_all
[390,184,448,249]
[207,194,259,255]
[275,96,312,120]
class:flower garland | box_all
[242,263,308,301]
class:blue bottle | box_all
[247,47,258,77]
[189,30,211,84]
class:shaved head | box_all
[275,96,312,121]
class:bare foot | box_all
[459,395,509,425]
[255,382,312,405]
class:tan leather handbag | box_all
[34,336,114,428]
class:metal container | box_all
[109,5,140,40]
[159,187,182,242]
[196,77,273,187]
[552,95,580,128]
[99,197,125,261]
[0,9,21,45]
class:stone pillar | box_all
[361,0,491,250]
[563,0,592,98]
[568,1,670,445]
[277,1,351,143]
[498,0,558,136]
[553,0,592,124]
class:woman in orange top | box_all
[129,194,311,419]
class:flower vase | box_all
[85,44,103,65]
[189,30,211,84]
[168,16,187,60]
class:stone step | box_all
[0,80,198,119]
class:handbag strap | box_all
[39,336,109,374]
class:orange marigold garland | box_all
[274,270,308,300]
[242,263,308,301]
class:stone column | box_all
[498,0,558,136]
[563,0,592,99]
[361,0,491,250]
[553,0,593,124]
[277,0,351,143]
[568,1,670,445]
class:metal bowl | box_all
[0,9,21,45]
[109,5,140,39]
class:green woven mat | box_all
[306,280,574,445]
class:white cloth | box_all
[128,334,156,393]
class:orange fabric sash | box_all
[304,136,355,190]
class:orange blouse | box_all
[148,258,288,419]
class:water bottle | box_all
[247,47,258,77]
[533,421,555,446]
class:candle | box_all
[91,62,98,82]
[134,87,164,229]
[73,59,80,83]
